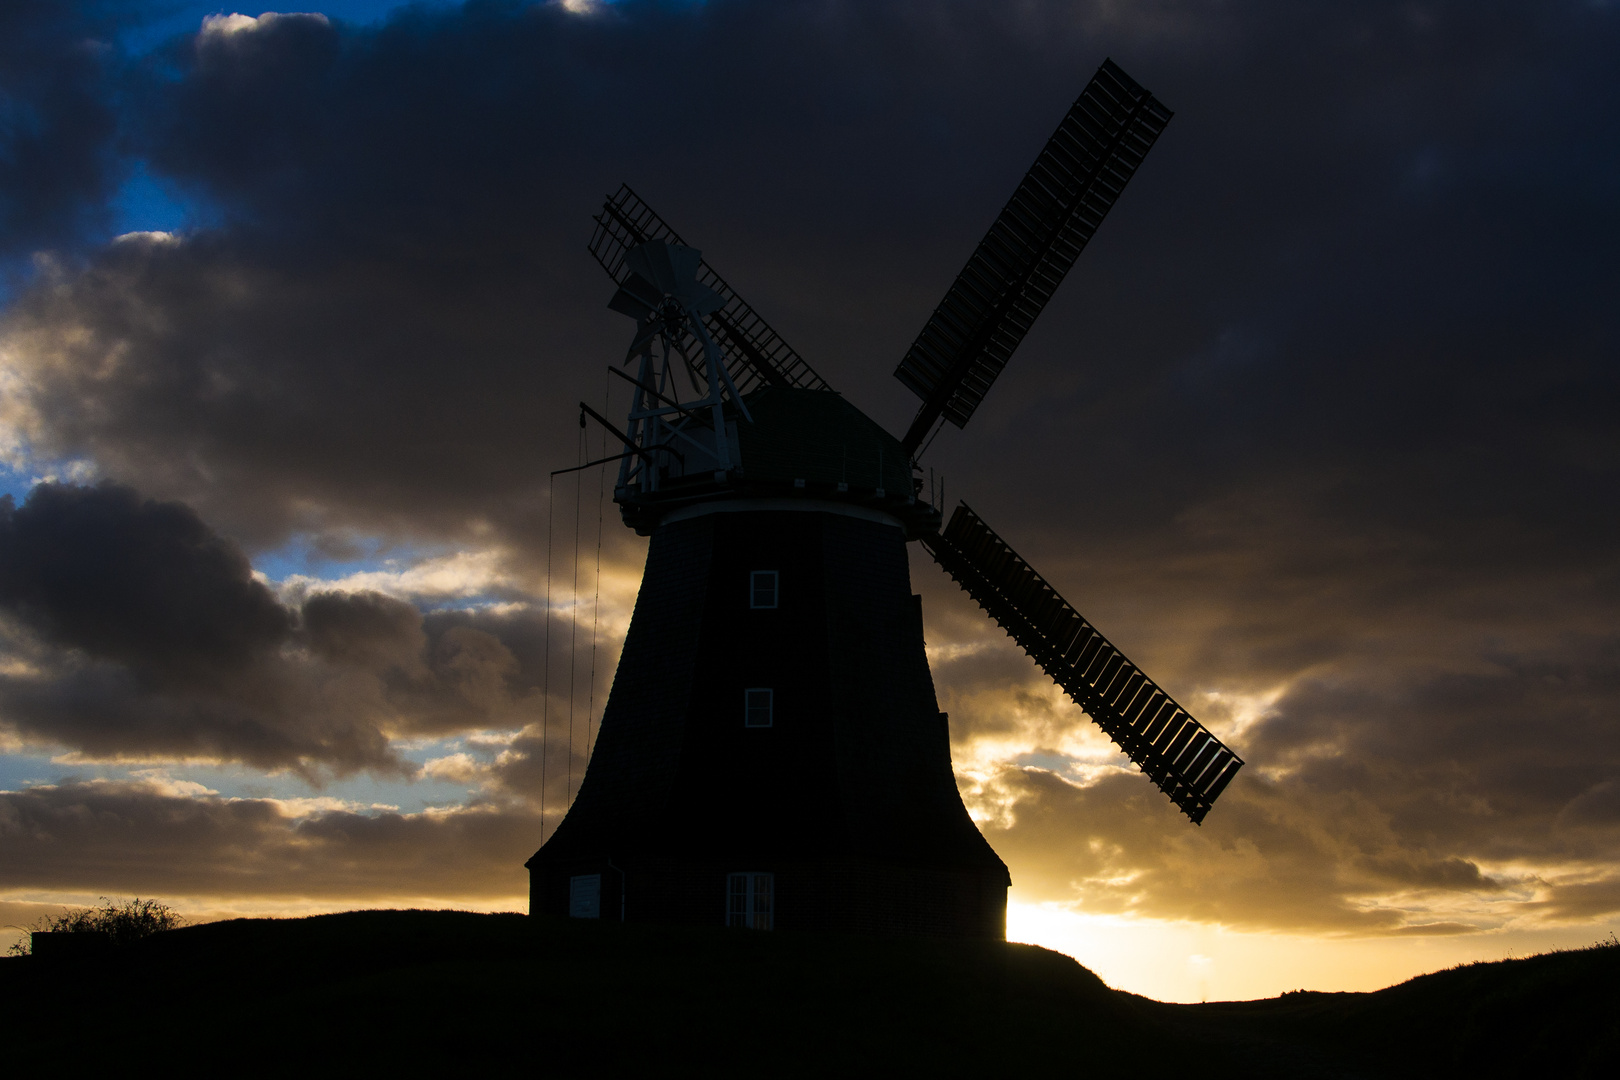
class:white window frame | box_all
[569,873,601,919]
[750,570,779,609]
[726,872,774,930]
[744,687,773,728]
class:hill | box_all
[4,910,1615,1077]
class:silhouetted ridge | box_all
[4,911,1613,1078]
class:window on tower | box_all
[726,872,774,930]
[745,688,773,727]
[569,874,601,919]
[750,570,778,609]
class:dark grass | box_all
[5,911,1615,1077]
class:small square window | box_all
[744,688,773,727]
[750,570,778,609]
[727,872,774,930]
[569,874,601,919]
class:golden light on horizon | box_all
[1007,900,1617,1003]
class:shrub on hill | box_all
[7,897,183,956]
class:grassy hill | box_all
[5,910,1615,1077]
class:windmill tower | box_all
[527,60,1242,938]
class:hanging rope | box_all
[567,419,584,807]
[587,368,608,756]
[541,470,555,839]
[543,375,617,827]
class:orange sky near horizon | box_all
[7,888,1611,1004]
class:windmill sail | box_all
[590,185,831,395]
[920,503,1242,823]
[896,59,1172,456]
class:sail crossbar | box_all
[590,185,831,395]
[896,59,1172,455]
[920,502,1242,823]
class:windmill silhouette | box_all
[527,59,1242,937]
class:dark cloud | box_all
[0,481,385,771]
[2,0,1612,570]
[0,482,291,686]
[0,659,400,775]
[1529,877,1620,921]
[0,482,575,775]
[0,778,534,899]
[303,588,424,670]
[141,11,344,212]
[0,2,129,261]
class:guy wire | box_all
[568,420,583,806]
[541,472,554,838]
[587,369,607,756]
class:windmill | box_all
[527,59,1242,937]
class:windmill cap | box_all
[612,387,941,537]
[733,387,911,494]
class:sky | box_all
[1,0,1617,1003]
